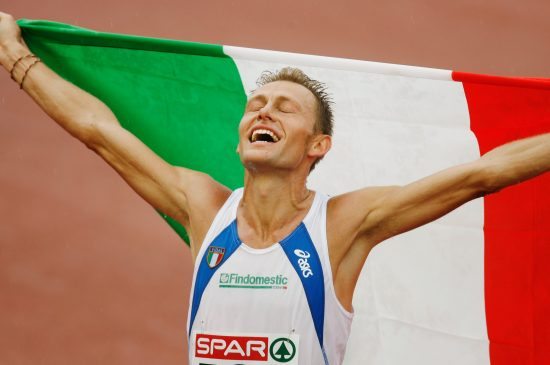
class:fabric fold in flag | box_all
[18,19,550,365]
[19,19,248,242]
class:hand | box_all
[0,12,30,72]
[0,12,22,48]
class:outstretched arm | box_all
[0,13,230,254]
[328,132,549,308]
[358,132,550,244]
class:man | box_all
[1,11,549,364]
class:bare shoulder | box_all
[327,186,398,235]
[328,186,395,211]
[177,168,232,207]
[327,187,401,271]
[176,168,232,257]
[326,187,391,258]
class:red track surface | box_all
[1,1,549,364]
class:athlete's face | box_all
[237,81,331,173]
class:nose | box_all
[258,102,273,121]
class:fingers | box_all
[0,11,15,26]
[0,11,14,19]
[0,11,20,36]
[0,12,23,56]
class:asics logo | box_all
[293,249,314,278]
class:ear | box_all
[308,134,332,159]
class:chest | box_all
[189,225,331,365]
[189,219,328,337]
[200,247,306,316]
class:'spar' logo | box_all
[270,337,297,362]
[195,334,268,361]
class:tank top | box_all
[187,188,353,364]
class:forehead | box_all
[249,81,317,109]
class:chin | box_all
[242,157,271,171]
[241,152,282,171]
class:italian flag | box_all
[19,19,550,365]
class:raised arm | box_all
[356,133,550,244]
[0,13,230,254]
[328,132,549,308]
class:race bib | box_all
[191,332,300,365]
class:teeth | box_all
[251,129,279,142]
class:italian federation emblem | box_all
[206,246,225,268]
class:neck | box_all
[239,169,313,247]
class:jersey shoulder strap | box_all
[279,192,330,364]
[188,188,243,336]
[194,187,243,260]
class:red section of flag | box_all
[453,71,550,90]
[454,71,550,365]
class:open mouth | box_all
[249,129,280,143]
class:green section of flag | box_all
[18,19,247,244]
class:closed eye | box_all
[246,97,266,112]
[278,101,298,113]
[246,104,263,112]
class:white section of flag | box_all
[224,46,453,81]
[225,46,490,365]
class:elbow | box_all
[78,119,102,150]
[472,160,504,197]
[79,115,117,150]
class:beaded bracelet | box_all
[9,53,35,82]
[19,57,42,89]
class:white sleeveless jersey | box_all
[187,188,353,365]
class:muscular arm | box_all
[0,13,230,255]
[361,133,550,243]
[329,133,550,309]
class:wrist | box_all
[0,41,30,72]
